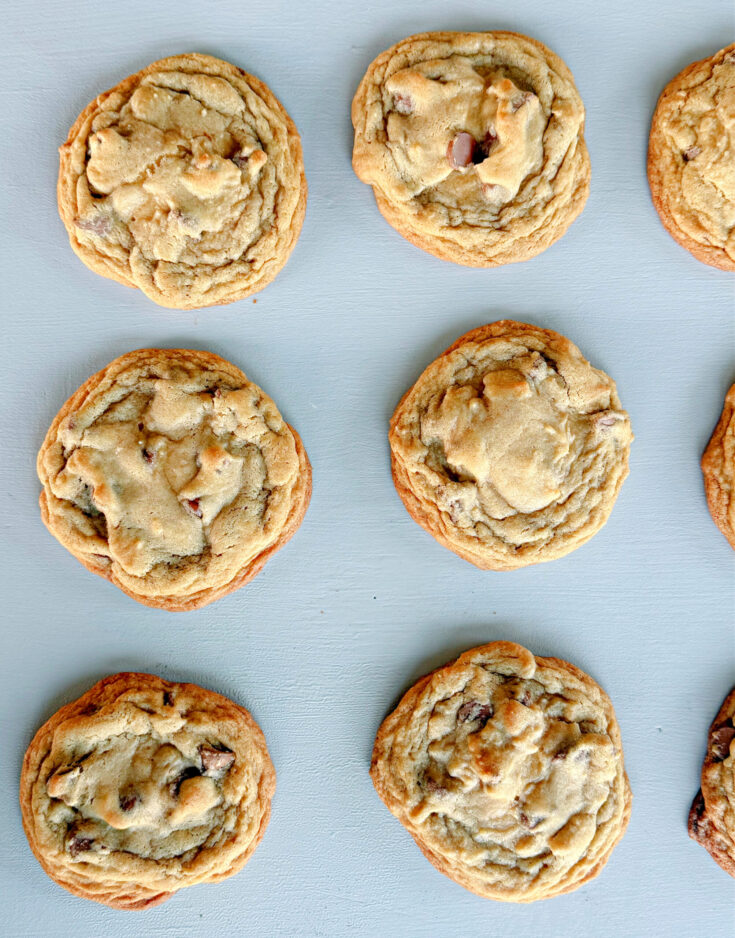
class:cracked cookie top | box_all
[37,349,311,610]
[689,687,735,878]
[371,642,631,902]
[20,673,275,909]
[351,32,589,267]
[701,384,735,548]
[58,53,307,308]
[389,322,632,569]
[648,44,735,271]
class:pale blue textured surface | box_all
[1,2,734,936]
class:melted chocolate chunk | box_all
[199,745,235,774]
[68,835,94,857]
[710,725,735,762]
[457,700,494,726]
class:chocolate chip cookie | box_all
[352,31,590,266]
[58,53,307,308]
[702,384,735,548]
[37,349,311,610]
[372,641,632,902]
[689,687,735,877]
[389,322,632,569]
[20,673,275,909]
[648,44,735,270]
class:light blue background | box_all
[1,2,733,935]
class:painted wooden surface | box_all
[1,1,733,935]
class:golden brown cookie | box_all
[689,687,735,878]
[58,53,307,308]
[37,349,311,610]
[647,44,735,271]
[371,641,631,902]
[20,673,276,909]
[701,384,735,548]
[351,31,590,266]
[389,322,632,569]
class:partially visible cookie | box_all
[689,687,735,877]
[352,31,590,266]
[371,641,632,902]
[37,349,311,610]
[389,321,632,569]
[20,673,276,909]
[58,53,307,308]
[648,44,735,271]
[702,384,735,548]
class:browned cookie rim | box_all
[688,687,735,878]
[351,31,590,267]
[388,320,631,570]
[371,641,632,902]
[37,348,312,610]
[57,53,308,308]
[19,672,276,909]
[647,44,735,272]
[701,384,735,549]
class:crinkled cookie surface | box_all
[701,384,735,548]
[58,53,307,308]
[37,348,311,610]
[352,31,590,266]
[648,44,735,271]
[689,687,735,878]
[371,642,631,902]
[20,673,276,909]
[389,322,632,569]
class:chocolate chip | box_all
[683,146,702,162]
[688,789,706,839]
[68,835,94,857]
[142,448,155,465]
[168,766,200,798]
[552,749,568,762]
[74,215,111,237]
[473,129,498,163]
[420,765,447,795]
[393,93,414,115]
[711,725,735,762]
[447,132,476,168]
[183,498,202,518]
[119,792,139,812]
[199,745,235,774]
[457,700,494,726]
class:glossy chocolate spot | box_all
[183,498,202,518]
[68,835,94,857]
[119,792,139,812]
[457,700,494,725]
[200,745,235,774]
[683,146,702,162]
[447,132,476,168]
[711,725,735,762]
